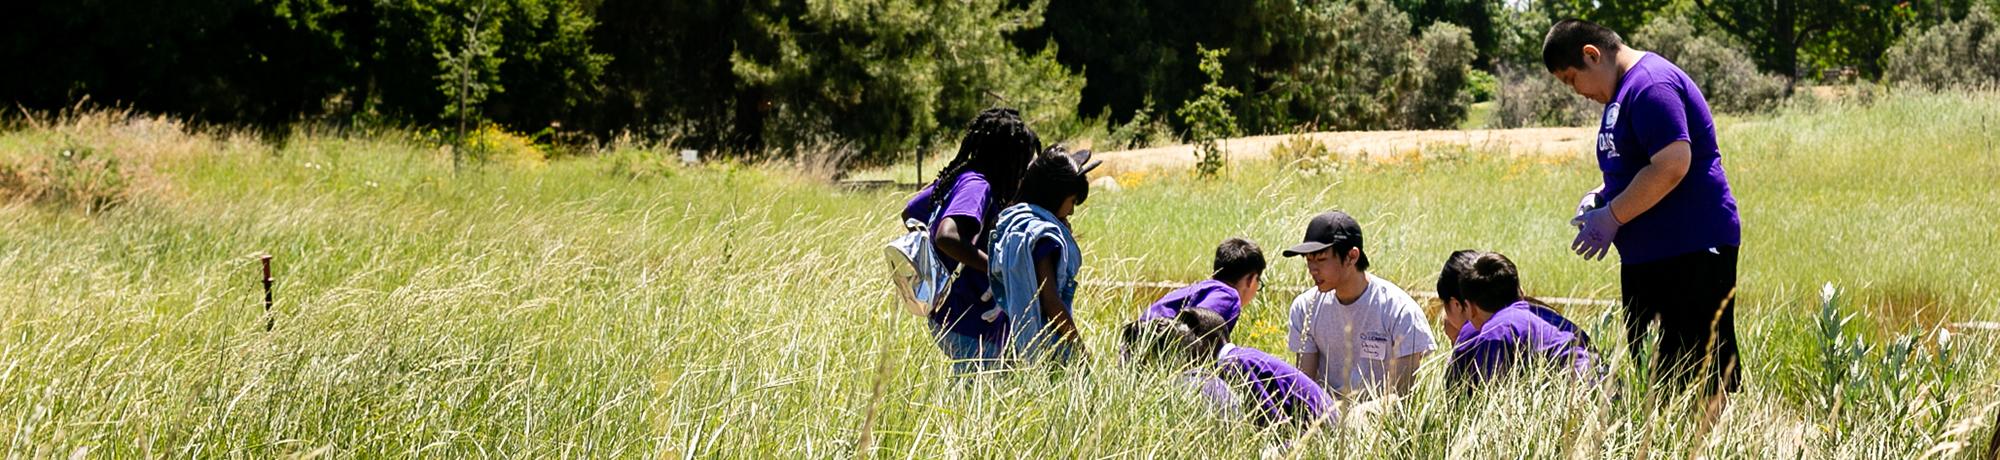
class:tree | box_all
[366,0,605,132]
[0,0,606,136]
[1389,0,1497,67]
[438,2,504,153]
[1797,0,1999,78]
[1633,14,1787,112]
[1249,0,1477,131]
[1687,0,1876,85]
[590,0,751,150]
[1033,0,1337,133]
[729,0,1083,165]
[1536,0,1672,34]
[1177,46,1241,178]
[0,0,353,128]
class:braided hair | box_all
[930,108,1041,211]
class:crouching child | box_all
[1443,251,1600,389]
[1123,309,1335,427]
[1138,237,1265,338]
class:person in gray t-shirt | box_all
[1281,211,1437,401]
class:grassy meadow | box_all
[2,92,1998,458]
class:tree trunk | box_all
[731,86,768,154]
[1774,0,1799,93]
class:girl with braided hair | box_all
[900,108,1041,374]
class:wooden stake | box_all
[261,254,274,331]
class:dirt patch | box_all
[1092,127,1595,175]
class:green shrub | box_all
[1267,132,1343,177]
[602,149,678,181]
[1467,69,1500,102]
[1257,0,1480,131]
[1633,15,1789,113]
[1804,284,1972,444]
[1104,101,1176,150]
[1404,22,1478,129]
[1884,5,2000,90]
[1492,65,1599,128]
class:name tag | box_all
[1358,335,1391,361]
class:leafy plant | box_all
[1105,100,1176,150]
[437,1,506,169]
[1813,283,1870,428]
[1176,46,1240,179]
[1466,69,1500,103]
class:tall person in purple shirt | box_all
[1543,20,1742,416]
[900,108,1040,374]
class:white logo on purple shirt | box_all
[1599,103,1621,158]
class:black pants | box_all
[1621,246,1741,394]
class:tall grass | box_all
[1,92,1996,457]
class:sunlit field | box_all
[2,92,1997,457]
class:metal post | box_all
[262,254,275,331]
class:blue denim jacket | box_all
[988,203,1081,363]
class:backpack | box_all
[885,217,955,317]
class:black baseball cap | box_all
[1282,210,1364,257]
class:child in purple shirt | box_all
[900,108,1039,373]
[1436,250,1593,348]
[1139,238,1265,338]
[1439,251,1598,388]
[1122,309,1335,427]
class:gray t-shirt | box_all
[1286,273,1437,398]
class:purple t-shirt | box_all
[1216,344,1333,426]
[902,171,1005,340]
[1596,52,1741,264]
[1139,280,1242,337]
[1447,301,1597,386]
[1454,322,1478,343]
[1456,303,1594,345]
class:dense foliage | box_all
[5,0,2000,161]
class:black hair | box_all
[930,108,1041,211]
[1120,309,1229,367]
[1212,238,1266,284]
[1016,146,1089,211]
[1542,19,1626,73]
[1436,249,1482,302]
[1459,252,1523,313]
[1121,318,1197,366]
